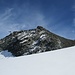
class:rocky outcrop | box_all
[0,26,75,56]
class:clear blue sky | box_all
[0,0,75,39]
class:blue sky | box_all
[0,0,75,39]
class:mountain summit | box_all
[0,26,75,56]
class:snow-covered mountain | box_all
[0,26,75,56]
[0,46,75,75]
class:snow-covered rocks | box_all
[0,26,75,56]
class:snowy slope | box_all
[0,46,75,75]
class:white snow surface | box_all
[0,46,75,75]
[40,34,46,38]
[40,34,46,40]
[20,39,28,43]
[32,41,38,45]
[17,32,27,40]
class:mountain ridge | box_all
[0,26,75,56]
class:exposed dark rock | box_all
[0,26,75,56]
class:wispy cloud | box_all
[0,6,48,38]
[0,8,19,38]
[72,1,75,26]
[0,8,13,21]
[0,1,74,39]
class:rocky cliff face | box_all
[0,26,75,56]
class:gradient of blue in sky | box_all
[0,0,75,39]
